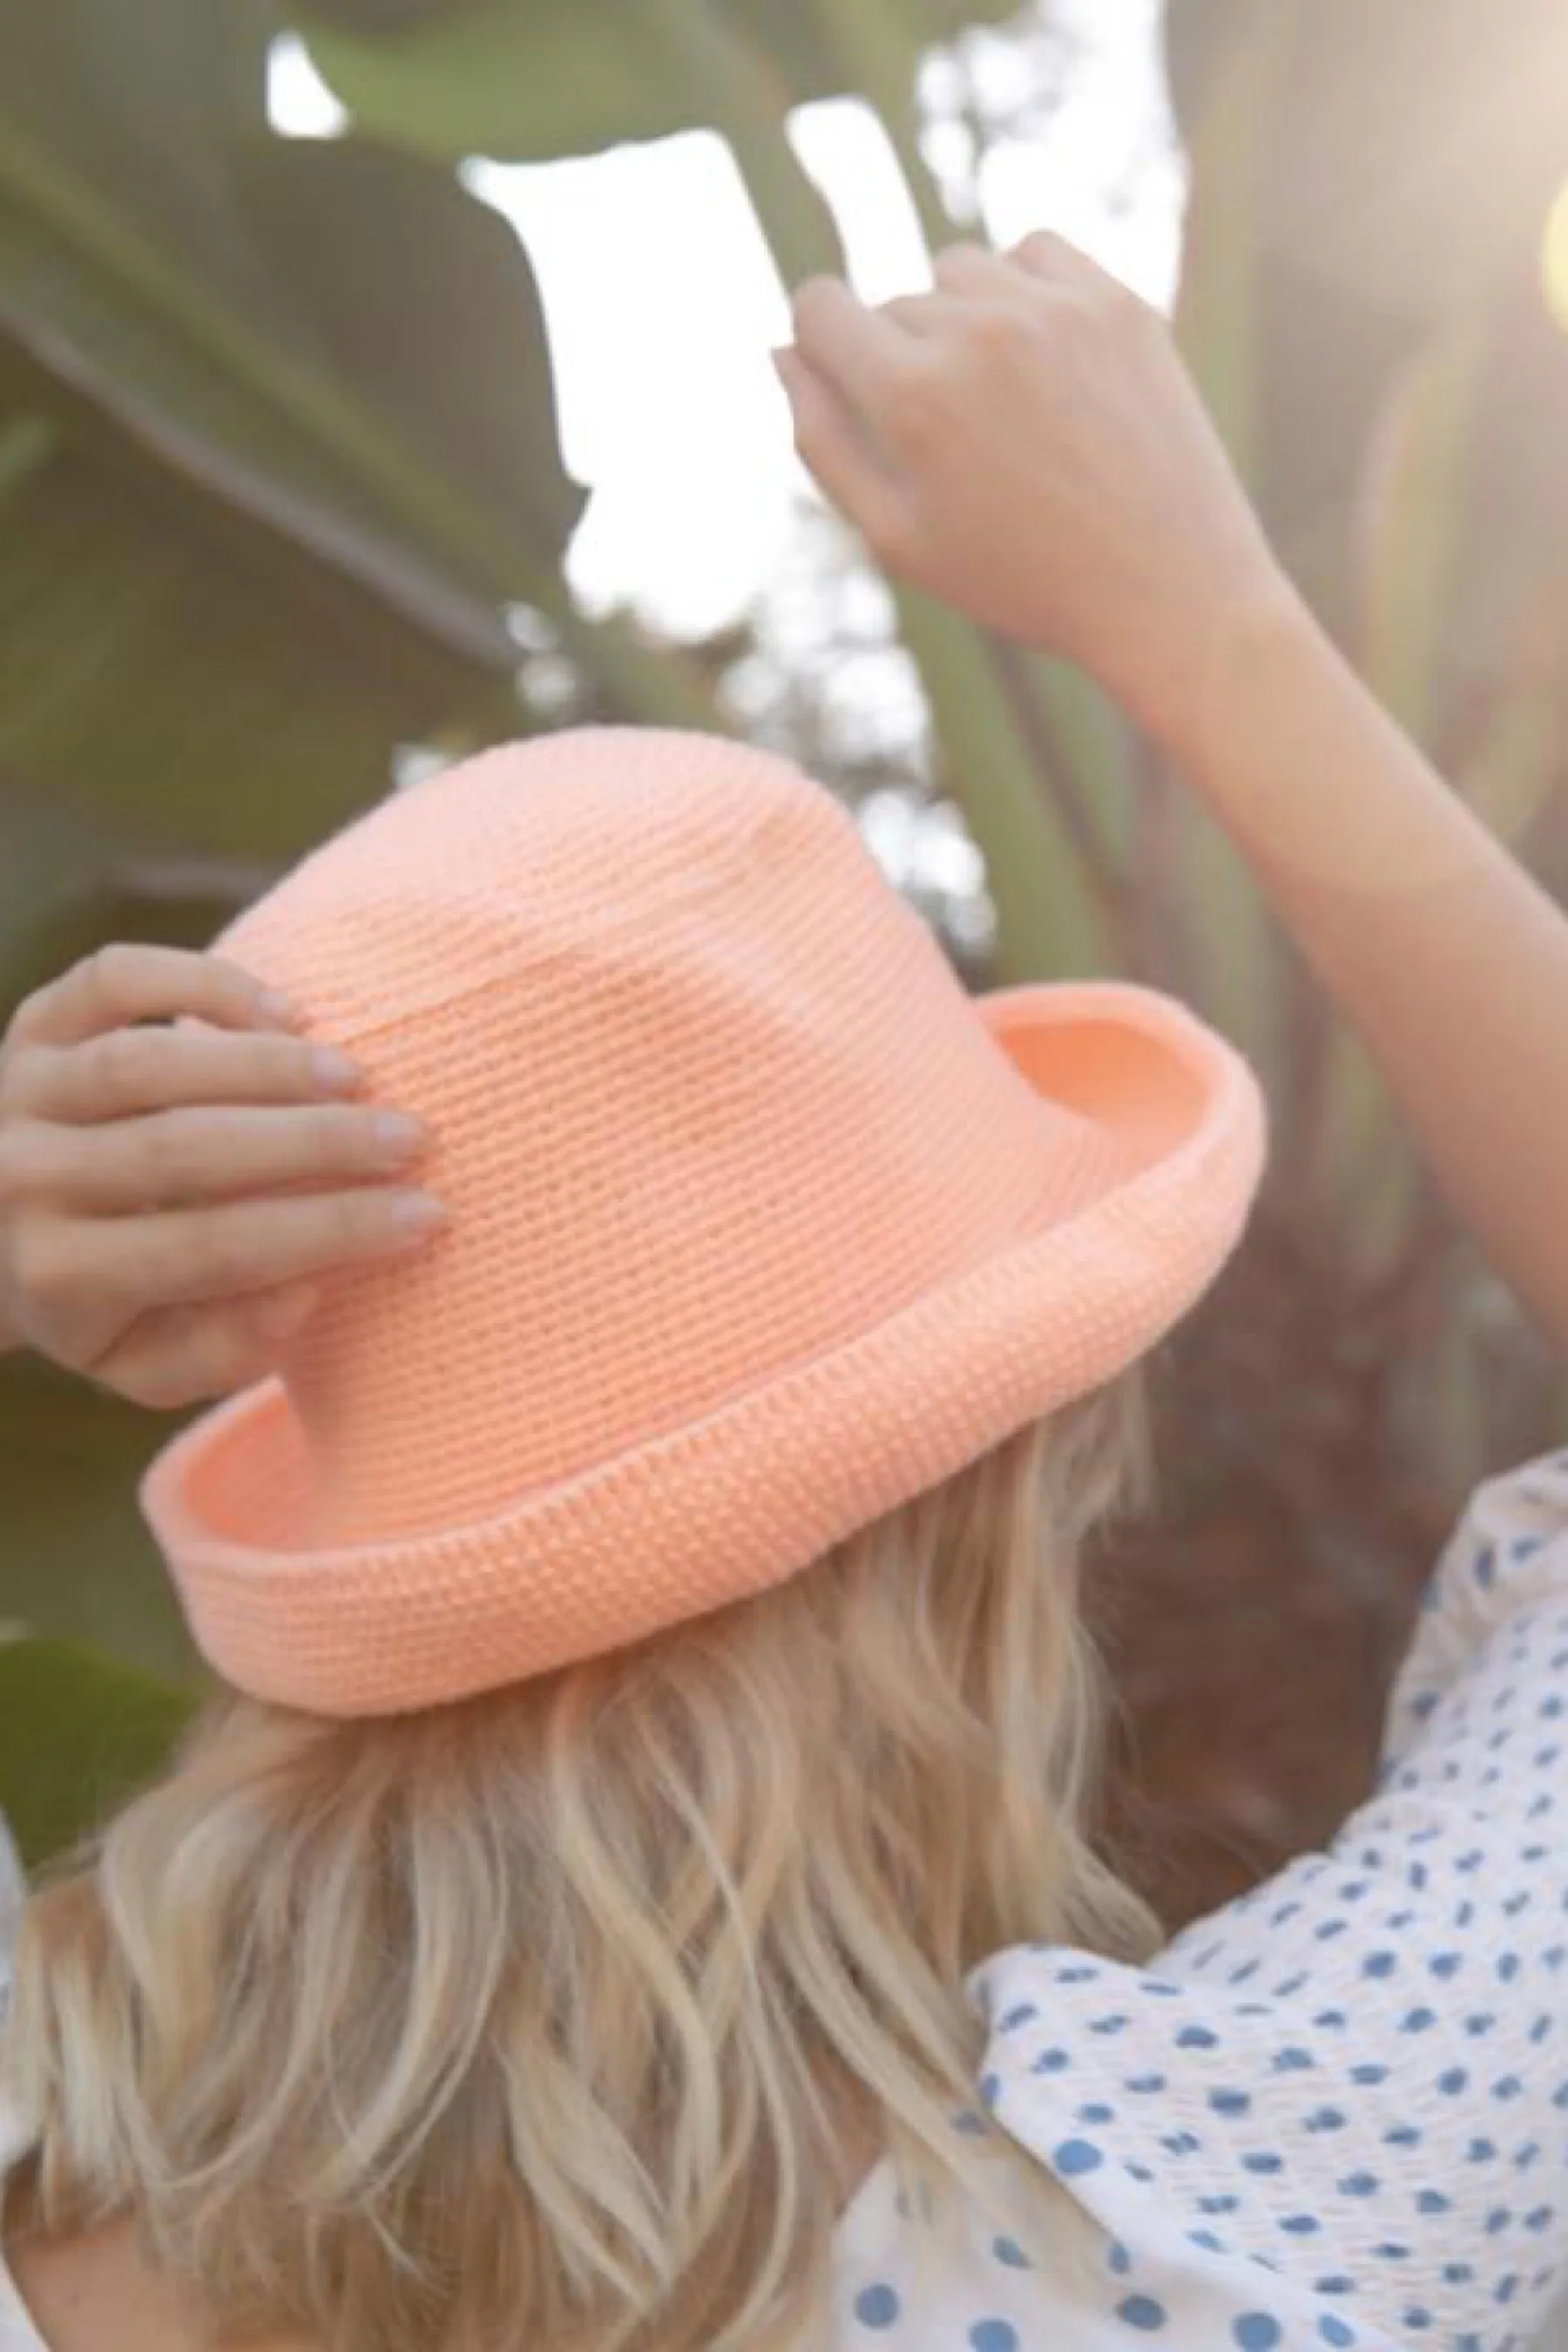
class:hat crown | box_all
[220,731,1070,1545]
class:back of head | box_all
[6,1383,1156,2352]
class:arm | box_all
[1166,577,1568,1360]
[781,234,1568,1357]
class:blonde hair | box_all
[3,1376,1159,2351]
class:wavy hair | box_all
[3,1374,1159,2351]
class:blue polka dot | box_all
[1384,2126,1423,2149]
[1161,2132,1201,2157]
[992,2234,1031,2268]
[1465,2013,1497,2038]
[1305,2107,1347,2132]
[1443,2261,1476,2285]
[1350,2063,1388,2085]
[1362,1951,1396,1980]
[1499,1955,1523,1984]
[1493,2075,1524,2101]
[1403,2309,1433,2333]
[1274,2046,1315,2072]
[1476,1545,1497,1587]
[1033,2047,1071,2073]
[1176,2025,1219,2050]
[1429,1952,1462,1980]
[1210,2090,1251,2117]
[1189,2229,1225,2253]
[1117,2297,1168,2333]
[855,2283,901,2328]
[1107,2241,1132,2276]
[1281,2214,1321,2235]
[1313,2011,1347,2031]
[1315,2276,1355,2296]
[1318,2322,1356,2348]
[1199,2195,1240,2216]
[1467,2138,1497,2163]
[1243,2153,1283,2176]
[1054,2139,1102,2178]
[1416,2190,1451,2213]
[979,2072,1001,2107]
[1525,2205,1555,2233]
[998,2002,1038,2031]
[1438,2068,1468,2095]
[1373,2242,1410,2261]
[1340,2172,1378,2198]
[955,2107,987,2135]
[1079,2103,1116,2126]
[1401,2008,1436,2034]
[1234,2319,1281,2350]
[1091,2014,1131,2035]
[1126,2072,1166,2094]
[969,2325,1019,2352]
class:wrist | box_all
[1136,562,1319,776]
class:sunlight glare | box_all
[1544,179,1568,335]
[266,33,348,139]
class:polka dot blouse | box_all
[4,1455,1568,2350]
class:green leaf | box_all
[297,0,1025,167]
[1159,0,1298,1085]
[0,1358,196,1683]
[238,135,586,567]
[0,1634,197,1872]
[0,0,585,639]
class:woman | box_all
[2,233,1567,2351]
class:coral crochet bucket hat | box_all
[142,729,1267,1718]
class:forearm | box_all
[1161,576,1568,1359]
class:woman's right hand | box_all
[779,232,1289,757]
[0,943,444,1409]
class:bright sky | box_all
[268,1,1182,640]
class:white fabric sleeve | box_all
[975,1448,1568,2352]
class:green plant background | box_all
[3,0,1568,1899]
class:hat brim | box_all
[142,981,1266,1716]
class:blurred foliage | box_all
[0,1631,198,1872]
[3,0,1568,1875]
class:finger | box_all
[791,277,914,417]
[8,1026,363,1125]
[932,242,1028,304]
[8,944,301,1053]
[1008,227,1118,298]
[79,1185,447,1315]
[881,292,954,338]
[96,1284,323,1411]
[0,1102,428,1215]
[774,349,911,551]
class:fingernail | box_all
[374,1111,427,1164]
[312,1046,362,1094]
[259,987,304,1028]
[390,1191,445,1239]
